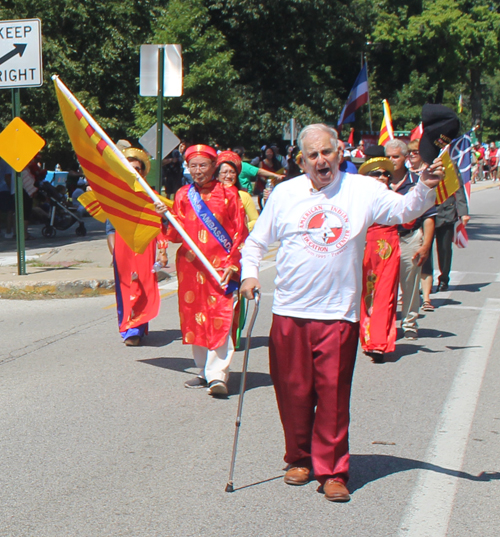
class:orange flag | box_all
[53,76,172,254]
[378,99,394,146]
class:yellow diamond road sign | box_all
[0,116,45,172]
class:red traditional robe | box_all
[114,225,168,333]
[166,180,248,350]
[359,223,401,354]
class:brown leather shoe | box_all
[284,466,311,486]
[323,479,350,502]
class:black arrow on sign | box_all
[0,44,27,66]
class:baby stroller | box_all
[38,181,87,238]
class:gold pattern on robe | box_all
[211,255,221,268]
[185,331,195,344]
[188,211,197,221]
[213,213,221,222]
[214,318,224,329]
[185,250,196,262]
[207,295,217,306]
[178,271,184,283]
[195,312,207,325]
[201,193,212,202]
[196,271,206,284]
[179,312,185,324]
[198,229,208,244]
[184,290,195,303]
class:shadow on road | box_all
[349,454,500,493]
[137,357,272,394]
[144,329,183,347]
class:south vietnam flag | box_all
[53,76,172,254]
[378,99,394,146]
[435,146,461,204]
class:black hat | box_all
[364,145,385,159]
[358,145,394,175]
[419,104,460,164]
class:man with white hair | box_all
[241,123,444,502]
[385,138,437,339]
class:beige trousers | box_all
[399,228,423,331]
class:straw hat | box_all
[123,147,151,176]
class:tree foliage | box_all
[0,0,499,167]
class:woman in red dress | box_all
[358,147,401,363]
[155,145,248,396]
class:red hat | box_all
[216,150,242,174]
[184,144,218,162]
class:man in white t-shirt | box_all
[240,124,444,502]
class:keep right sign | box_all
[0,18,43,88]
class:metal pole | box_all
[156,45,165,194]
[12,88,26,275]
[364,53,374,133]
[225,289,261,492]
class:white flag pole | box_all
[53,75,222,287]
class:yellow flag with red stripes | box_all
[78,190,173,225]
[53,76,172,254]
[77,191,106,223]
[378,99,394,146]
[435,147,460,204]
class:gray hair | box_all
[385,139,408,156]
[298,124,338,153]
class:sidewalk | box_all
[0,179,497,296]
[0,217,179,296]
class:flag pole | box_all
[363,53,373,132]
[52,75,223,287]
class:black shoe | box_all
[184,376,207,389]
[436,282,449,292]
[365,351,384,363]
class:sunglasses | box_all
[369,170,391,178]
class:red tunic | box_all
[114,226,168,333]
[359,223,400,354]
[167,180,248,350]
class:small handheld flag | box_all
[378,100,394,146]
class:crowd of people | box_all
[0,112,474,503]
[106,109,466,503]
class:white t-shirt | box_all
[241,172,436,322]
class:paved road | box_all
[1,187,499,536]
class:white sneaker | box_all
[207,380,228,396]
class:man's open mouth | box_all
[318,167,331,177]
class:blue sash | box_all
[188,184,233,253]
[187,184,238,294]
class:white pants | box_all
[192,335,234,384]
[399,228,423,331]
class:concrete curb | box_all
[0,279,115,296]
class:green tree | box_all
[132,0,243,147]
[0,0,161,167]
[371,0,500,133]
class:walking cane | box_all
[225,288,261,492]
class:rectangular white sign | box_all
[140,44,182,97]
[0,18,43,88]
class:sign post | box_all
[140,44,182,193]
[0,18,43,275]
[11,89,25,274]
[156,46,165,193]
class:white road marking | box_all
[398,298,500,537]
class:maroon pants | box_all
[269,315,359,485]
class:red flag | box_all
[410,123,423,141]
[453,220,468,248]
[348,128,355,146]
